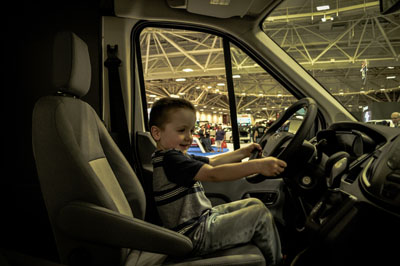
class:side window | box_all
[138,27,298,156]
[229,43,297,144]
[139,27,227,124]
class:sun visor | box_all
[167,0,274,18]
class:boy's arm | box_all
[209,143,261,166]
[195,156,287,182]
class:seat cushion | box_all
[166,244,265,266]
[125,244,265,266]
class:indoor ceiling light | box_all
[386,76,396,79]
[176,78,186,81]
[321,15,333,22]
[170,94,180,98]
[232,74,241,78]
[316,5,330,11]
[217,83,225,86]
[182,68,193,72]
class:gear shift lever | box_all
[325,152,350,188]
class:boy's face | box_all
[152,108,196,153]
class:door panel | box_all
[203,178,286,224]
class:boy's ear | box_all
[150,125,161,141]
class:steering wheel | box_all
[246,97,318,183]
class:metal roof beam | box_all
[374,17,398,59]
[157,32,205,71]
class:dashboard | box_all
[314,122,399,216]
[302,121,399,256]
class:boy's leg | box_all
[199,198,282,266]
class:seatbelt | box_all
[104,45,133,165]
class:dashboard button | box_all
[387,172,400,184]
[386,147,400,170]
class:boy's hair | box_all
[149,97,196,129]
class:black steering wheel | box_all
[246,97,318,183]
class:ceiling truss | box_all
[140,0,399,120]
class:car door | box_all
[131,24,324,225]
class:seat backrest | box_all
[32,32,146,265]
[135,131,161,225]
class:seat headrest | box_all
[53,32,91,98]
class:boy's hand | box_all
[258,157,287,177]
[241,143,262,158]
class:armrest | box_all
[57,201,193,256]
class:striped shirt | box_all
[152,149,212,239]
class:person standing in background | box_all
[215,125,226,152]
[253,122,266,143]
[199,124,213,152]
[391,112,399,128]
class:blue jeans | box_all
[194,198,282,265]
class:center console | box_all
[306,189,357,241]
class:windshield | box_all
[263,0,399,122]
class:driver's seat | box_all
[32,31,265,266]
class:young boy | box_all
[149,97,287,266]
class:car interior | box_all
[4,0,399,266]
